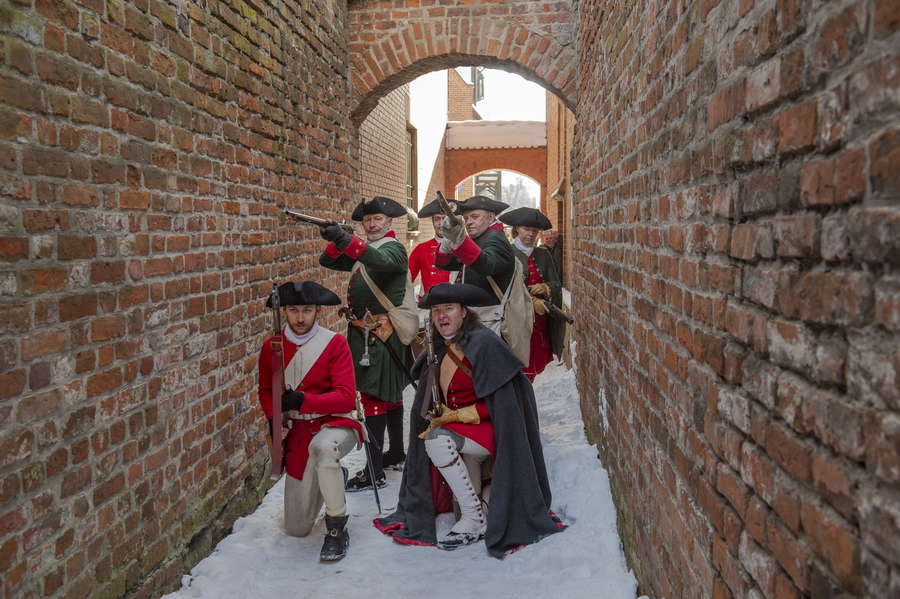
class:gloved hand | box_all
[529,283,551,297]
[281,388,305,412]
[320,222,352,250]
[429,404,480,427]
[439,216,466,246]
[532,296,549,316]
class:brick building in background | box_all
[545,93,575,285]
[2,0,898,598]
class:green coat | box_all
[512,245,566,360]
[436,228,515,304]
[319,237,412,403]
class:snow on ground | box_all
[165,361,643,599]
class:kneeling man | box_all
[257,281,363,561]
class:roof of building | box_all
[446,120,547,149]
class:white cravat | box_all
[283,322,319,346]
[514,237,534,257]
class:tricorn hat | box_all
[498,207,553,230]
[417,197,461,218]
[265,281,341,307]
[351,196,407,222]
[455,195,509,215]
[417,283,494,309]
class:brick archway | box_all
[347,0,577,125]
[445,147,547,205]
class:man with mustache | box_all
[319,197,413,491]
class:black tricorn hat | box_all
[498,207,553,230]
[417,198,461,218]
[351,196,407,221]
[455,195,509,215]
[417,283,494,309]
[265,281,341,307]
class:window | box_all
[472,66,485,104]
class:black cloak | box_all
[374,325,564,558]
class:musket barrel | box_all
[284,210,355,233]
[436,191,460,227]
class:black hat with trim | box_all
[498,207,553,230]
[417,198,461,218]
[417,283,494,309]
[265,281,341,307]
[455,195,509,215]
[351,196,407,221]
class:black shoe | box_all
[436,530,484,551]
[344,469,386,492]
[320,514,349,561]
[382,451,406,471]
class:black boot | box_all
[344,469,386,492]
[320,514,350,561]
[382,450,406,471]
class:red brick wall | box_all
[358,84,412,241]
[574,0,900,598]
[444,147,547,201]
[545,93,574,286]
[447,69,476,122]
[0,0,355,596]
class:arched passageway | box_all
[347,0,577,124]
[445,148,547,204]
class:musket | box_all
[421,315,446,419]
[435,191,460,227]
[268,282,287,481]
[284,210,355,233]
[538,294,575,325]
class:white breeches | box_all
[284,426,357,538]
[424,427,491,533]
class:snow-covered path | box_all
[165,363,642,599]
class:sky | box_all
[475,68,547,122]
[163,355,647,599]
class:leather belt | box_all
[349,314,394,343]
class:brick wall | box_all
[447,68,475,122]
[573,0,900,598]
[0,0,355,596]
[444,147,546,201]
[358,83,412,242]
[545,92,574,286]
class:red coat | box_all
[523,255,554,381]
[258,331,362,479]
[409,237,450,293]
[442,353,494,456]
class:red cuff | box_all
[342,235,366,259]
[435,250,453,266]
[324,243,343,258]
[452,236,481,265]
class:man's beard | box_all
[366,229,387,242]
